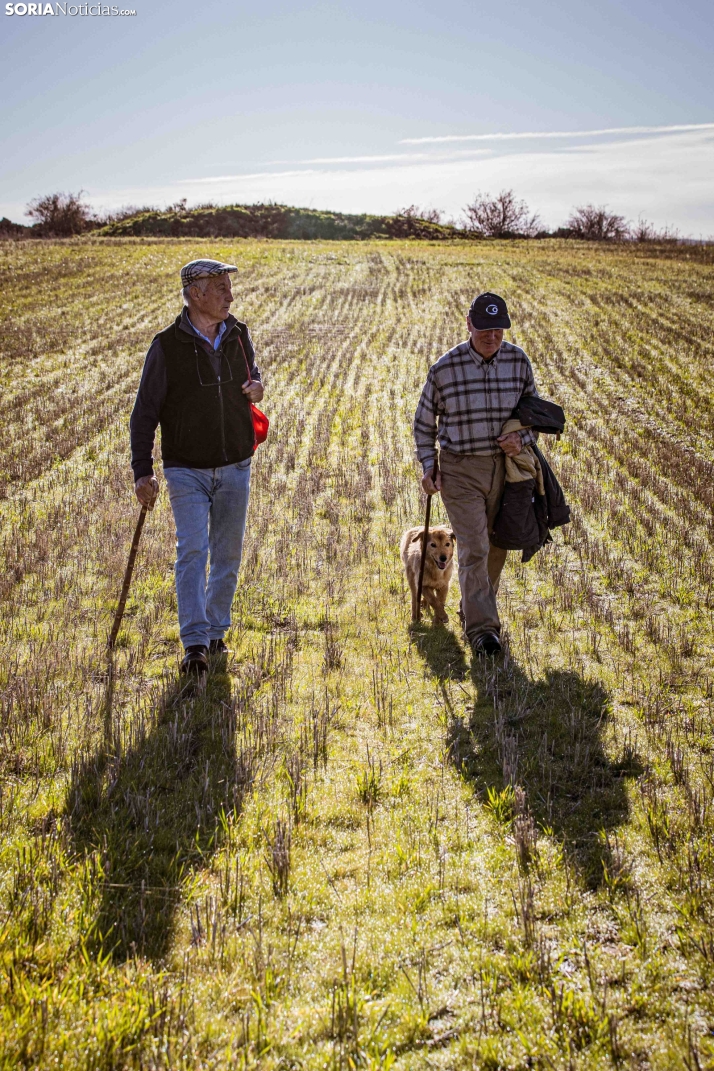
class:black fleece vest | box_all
[157,316,254,469]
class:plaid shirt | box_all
[414,339,538,472]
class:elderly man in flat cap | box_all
[413,291,538,656]
[130,258,264,675]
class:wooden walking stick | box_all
[414,462,438,622]
[107,487,157,651]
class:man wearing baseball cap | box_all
[413,291,538,656]
[130,258,264,675]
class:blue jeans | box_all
[164,461,251,650]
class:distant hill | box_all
[94,203,475,241]
[4,194,698,244]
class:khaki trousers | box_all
[439,451,507,641]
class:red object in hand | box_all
[237,334,269,449]
[250,403,269,446]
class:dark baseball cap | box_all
[468,291,511,330]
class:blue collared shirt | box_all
[131,310,261,478]
[187,313,227,351]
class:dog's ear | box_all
[449,531,456,541]
[411,532,423,543]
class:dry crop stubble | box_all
[0,237,713,1068]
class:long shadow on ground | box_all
[412,624,641,888]
[409,621,468,681]
[67,665,254,962]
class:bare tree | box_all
[463,189,540,237]
[396,204,444,224]
[565,204,629,241]
[630,217,680,243]
[25,191,93,236]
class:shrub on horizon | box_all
[25,190,93,236]
[462,189,541,238]
[564,204,629,241]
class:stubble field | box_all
[1,237,714,1070]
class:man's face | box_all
[467,318,503,359]
[191,273,234,320]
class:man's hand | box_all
[242,380,264,404]
[421,469,442,496]
[497,431,523,457]
[135,475,159,509]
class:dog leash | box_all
[415,460,439,622]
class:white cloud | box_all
[268,149,493,165]
[189,148,493,181]
[400,122,714,144]
[72,126,714,236]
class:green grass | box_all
[0,237,713,1068]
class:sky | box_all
[1,0,713,233]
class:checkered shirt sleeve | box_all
[413,340,538,472]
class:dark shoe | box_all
[208,638,229,656]
[180,644,209,675]
[471,632,502,657]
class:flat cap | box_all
[180,259,238,288]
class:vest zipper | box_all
[217,374,228,462]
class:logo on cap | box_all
[486,304,499,315]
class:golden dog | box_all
[400,526,455,623]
